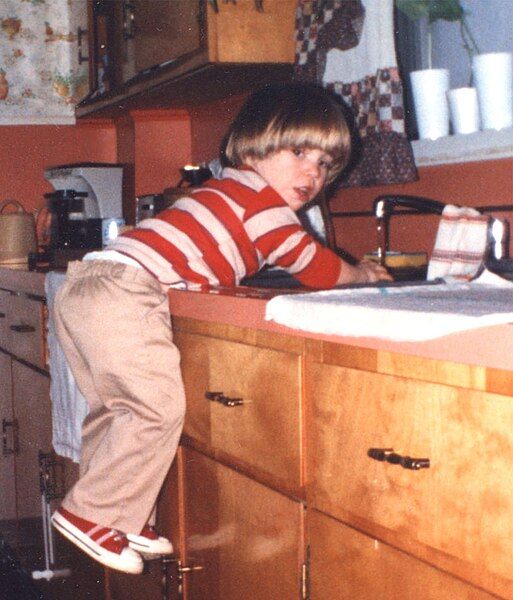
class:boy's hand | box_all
[355,259,393,283]
[336,258,393,285]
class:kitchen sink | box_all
[241,257,513,290]
[240,268,436,290]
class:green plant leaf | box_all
[396,0,464,22]
[396,0,430,20]
[428,0,464,22]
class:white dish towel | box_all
[45,271,87,463]
[265,270,513,342]
[427,204,489,281]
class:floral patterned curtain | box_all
[295,0,418,187]
[0,0,89,124]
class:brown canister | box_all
[0,200,37,264]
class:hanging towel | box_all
[427,205,489,281]
[45,271,87,463]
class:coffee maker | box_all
[30,163,124,270]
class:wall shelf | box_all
[412,128,513,167]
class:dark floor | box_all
[0,524,105,600]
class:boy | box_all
[51,83,390,574]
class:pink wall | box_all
[189,94,246,164]
[130,110,193,195]
[0,120,117,214]
[330,157,513,260]
[2,106,511,265]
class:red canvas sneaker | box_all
[52,507,143,574]
[127,525,174,556]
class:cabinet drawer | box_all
[5,294,46,368]
[308,509,497,600]
[306,363,513,596]
[176,332,302,491]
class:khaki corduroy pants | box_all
[52,260,185,534]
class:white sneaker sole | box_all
[127,533,174,556]
[52,511,143,575]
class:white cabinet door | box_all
[0,350,16,521]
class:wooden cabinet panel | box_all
[176,332,303,490]
[207,0,296,63]
[12,360,52,519]
[132,0,202,74]
[306,362,513,595]
[181,448,303,600]
[0,288,13,343]
[0,350,16,521]
[308,509,497,600]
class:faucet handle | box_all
[488,218,510,261]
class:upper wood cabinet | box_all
[78,0,296,117]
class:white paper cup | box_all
[472,52,513,131]
[447,87,480,134]
[410,69,450,140]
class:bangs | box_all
[224,83,352,181]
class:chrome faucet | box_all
[372,194,510,265]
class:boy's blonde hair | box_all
[224,83,352,182]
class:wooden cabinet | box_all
[179,447,304,600]
[167,318,307,599]
[175,323,303,493]
[307,509,497,600]
[79,0,296,116]
[11,360,52,521]
[0,290,51,527]
[164,316,513,599]
[305,347,513,599]
[0,350,16,523]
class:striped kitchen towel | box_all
[427,204,489,281]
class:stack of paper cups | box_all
[447,87,480,134]
[410,69,450,140]
[472,52,513,131]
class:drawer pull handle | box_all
[205,391,244,407]
[2,419,19,456]
[9,324,36,333]
[367,447,430,470]
[0,312,5,318]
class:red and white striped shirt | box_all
[109,168,342,289]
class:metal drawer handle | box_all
[367,447,430,470]
[9,324,36,333]
[205,391,244,407]
[2,418,19,456]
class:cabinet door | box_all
[131,0,202,73]
[11,360,52,520]
[176,332,303,492]
[181,448,303,600]
[306,363,513,597]
[0,350,16,521]
[207,0,296,63]
[308,509,497,600]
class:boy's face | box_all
[247,148,333,212]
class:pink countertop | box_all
[168,286,513,372]
[3,266,510,372]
